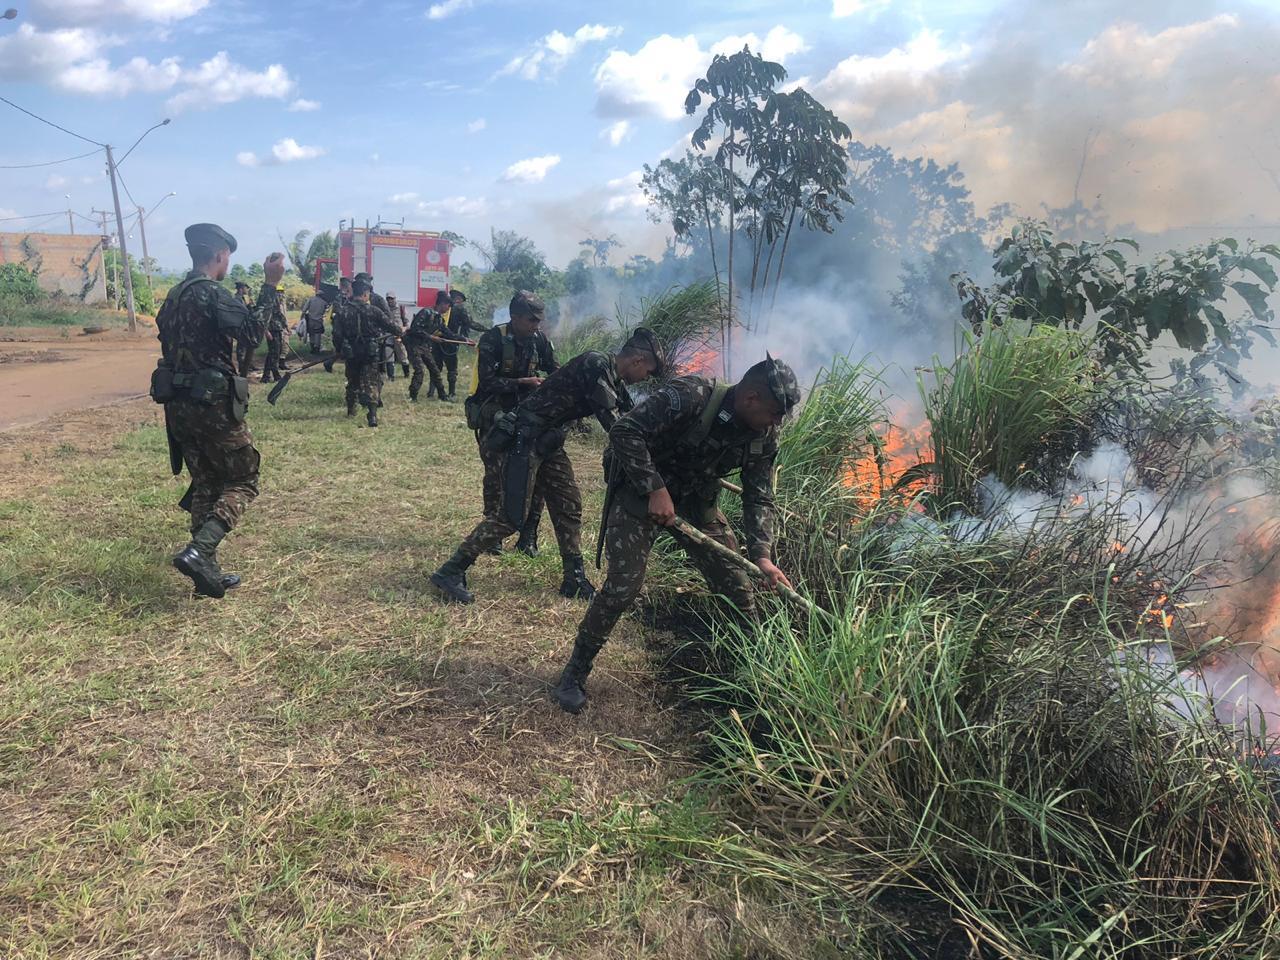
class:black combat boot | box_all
[366,405,379,428]
[173,517,230,598]
[430,551,475,604]
[558,555,596,600]
[346,399,356,417]
[323,358,335,373]
[552,631,605,714]
[515,519,540,557]
[401,362,410,377]
[409,389,418,402]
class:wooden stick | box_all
[668,516,833,621]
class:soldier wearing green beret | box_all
[150,223,285,598]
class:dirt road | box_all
[0,326,159,432]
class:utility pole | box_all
[65,195,74,235]
[95,209,119,310]
[104,144,138,332]
[137,205,151,298]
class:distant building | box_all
[0,232,108,304]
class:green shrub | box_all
[0,263,41,303]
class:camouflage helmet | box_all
[764,353,801,413]
[509,290,545,321]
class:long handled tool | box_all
[668,516,833,622]
[266,354,332,404]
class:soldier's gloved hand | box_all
[264,252,286,286]
[647,487,676,527]
[756,558,793,591]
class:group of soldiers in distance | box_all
[153,222,801,714]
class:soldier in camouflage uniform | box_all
[428,289,488,399]
[468,291,557,555]
[234,281,262,377]
[323,277,352,374]
[152,223,285,598]
[260,282,289,382]
[405,290,463,401]
[343,279,403,427]
[430,328,664,605]
[551,355,802,714]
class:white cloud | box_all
[288,98,321,112]
[498,23,621,81]
[501,154,561,183]
[0,26,295,110]
[416,195,489,218]
[387,192,420,204]
[594,26,805,120]
[467,117,486,134]
[832,0,890,17]
[30,0,209,24]
[811,29,969,123]
[603,120,633,147]
[44,174,69,191]
[166,52,295,112]
[712,26,807,64]
[427,0,472,20]
[604,169,646,213]
[1062,14,1238,86]
[238,137,326,167]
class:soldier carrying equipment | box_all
[151,223,285,598]
[551,354,802,714]
[430,328,665,605]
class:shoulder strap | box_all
[158,275,217,353]
[676,380,730,452]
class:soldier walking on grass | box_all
[260,282,289,383]
[301,289,328,354]
[428,288,488,400]
[234,281,262,377]
[430,328,664,605]
[464,291,555,555]
[551,355,801,714]
[323,277,352,374]
[340,278,403,427]
[151,223,285,598]
[405,291,464,402]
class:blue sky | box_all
[2,0,1278,271]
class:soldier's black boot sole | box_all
[222,573,241,590]
[173,546,226,599]
[558,578,596,601]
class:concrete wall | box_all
[0,232,108,304]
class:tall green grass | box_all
[923,324,1103,509]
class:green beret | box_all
[184,222,237,254]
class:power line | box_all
[0,148,102,170]
[114,165,139,209]
[0,96,104,148]
[0,210,67,222]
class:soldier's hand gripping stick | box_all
[668,516,832,622]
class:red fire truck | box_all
[313,221,452,309]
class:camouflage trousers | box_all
[432,344,459,395]
[459,445,580,562]
[578,495,755,644]
[345,357,382,409]
[168,396,260,534]
[237,337,258,377]
[478,438,544,524]
[407,340,444,398]
[262,334,283,380]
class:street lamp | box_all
[136,191,176,297]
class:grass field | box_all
[0,363,808,959]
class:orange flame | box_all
[842,422,932,508]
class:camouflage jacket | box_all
[608,375,778,560]
[406,308,464,346]
[346,299,402,344]
[474,323,557,412]
[438,304,488,357]
[157,272,271,376]
[261,284,288,334]
[516,350,631,433]
[329,295,351,346]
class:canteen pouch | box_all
[464,394,484,431]
[149,362,175,404]
[188,366,229,403]
[229,376,249,423]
